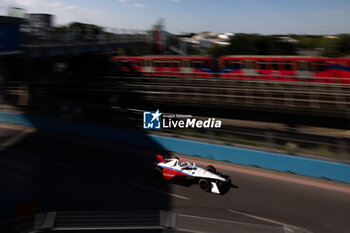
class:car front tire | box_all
[153,167,163,180]
[199,179,211,192]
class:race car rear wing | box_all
[156,154,165,163]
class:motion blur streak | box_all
[184,158,350,195]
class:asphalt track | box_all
[1,123,350,233]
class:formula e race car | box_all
[152,154,231,195]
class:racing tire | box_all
[206,165,216,174]
[217,180,230,195]
[198,179,211,192]
[153,167,163,180]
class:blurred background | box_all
[1,1,350,233]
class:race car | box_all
[152,154,231,195]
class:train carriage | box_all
[112,55,350,84]
[112,55,216,78]
[218,56,350,84]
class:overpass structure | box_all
[22,32,150,58]
[0,15,195,59]
[21,30,197,58]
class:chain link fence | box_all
[1,78,350,163]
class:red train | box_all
[112,55,350,84]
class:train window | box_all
[258,61,267,70]
[245,60,255,69]
[271,61,279,70]
[194,60,202,68]
[284,61,292,71]
[203,60,209,68]
[298,61,308,71]
[228,60,241,69]
[316,61,326,72]
[183,60,188,68]
[209,60,214,68]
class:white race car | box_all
[152,154,231,195]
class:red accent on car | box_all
[156,154,165,163]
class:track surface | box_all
[1,124,350,233]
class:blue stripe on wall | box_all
[1,112,350,184]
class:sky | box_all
[0,0,350,35]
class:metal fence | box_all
[121,108,350,162]
[1,78,350,162]
[111,75,350,117]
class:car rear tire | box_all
[153,167,163,180]
[206,165,216,174]
[199,179,211,192]
[217,180,230,195]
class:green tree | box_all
[322,34,350,57]
[207,34,296,57]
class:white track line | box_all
[129,182,191,200]
[227,209,310,233]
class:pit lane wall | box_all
[1,112,350,184]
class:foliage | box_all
[53,22,104,35]
[322,35,350,57]
[207,33,350,58]
[208,34,296,57]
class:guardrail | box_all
[22,29,151,47]
[1,80,350,162]
[113,108,350,162]
[20,30,151,57]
